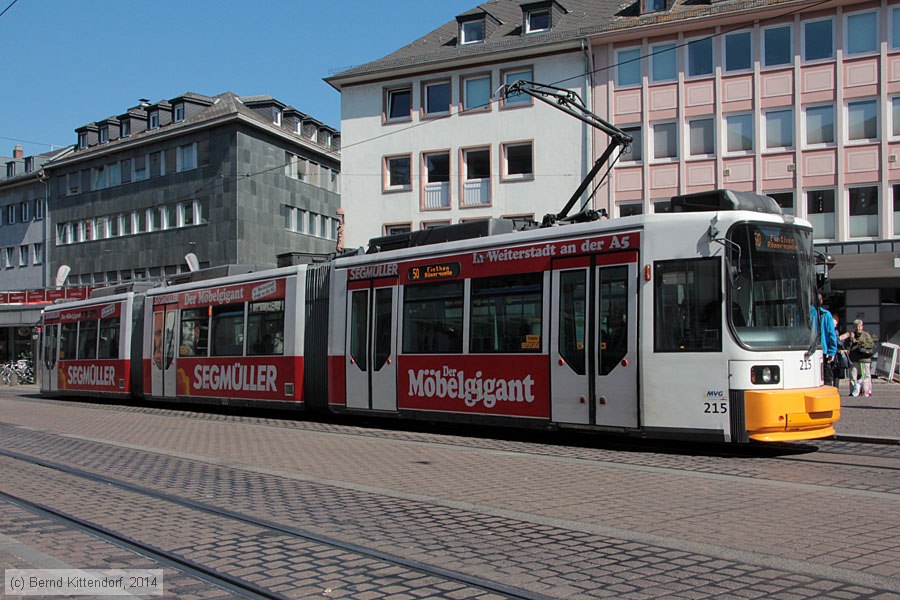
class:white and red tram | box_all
[39,195,841,443]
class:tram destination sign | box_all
[753,229,800,253]
[408,262,460,282]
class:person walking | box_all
[840,319,876,397]
[814,295,838,386]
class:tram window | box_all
[350,291,368,369]
[97,317,120,359]
[373,288,393,370]
[402,282,463,354]
[559,271,586,374]
[42,325,55,369]
[211,303,245,356]
[654,258,722,352]
[247,300,285,356]
[77,320,98,359]
[599,266,629,375]
[180,309,210,357]
[60,323,78,360]
[470,273,543,353]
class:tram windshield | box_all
[727,223,817,350]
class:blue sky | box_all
[0,0,476,158]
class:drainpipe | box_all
[582,39,596,211]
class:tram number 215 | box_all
[704,402,728,414]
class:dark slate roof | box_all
[62,91,339,162]
[327,0,806,83]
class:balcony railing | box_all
[462,178,490,207]
[424,181,450,209]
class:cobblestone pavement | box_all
[835,378,900,442]
[1,389,899,598]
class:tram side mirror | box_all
[814,252,835,291]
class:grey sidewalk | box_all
[834,375,900,443]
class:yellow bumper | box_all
[745,386,841,442]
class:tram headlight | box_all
[750,365,780,385]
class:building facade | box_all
[46,92,341,287]
[330,0,900,343]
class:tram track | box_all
[0,448,551,600]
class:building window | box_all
[525,9,550,33]
[134,156,148,181]
[462,74,491,112]
[849,186,879,238]
[616,48,642,87]
[620,126,642,162]
[689,118,715,156]
[423,80,451,117]
[19,245,28,266]
[847,99,878,141]
[462,147,491,206]
[807,189,835,239]
[177,143,197,171]
[174,103,185,122]
[619,203,643,217]
[121,120,131,137]
[644,0,665,12]
[6,204,15,224]
[5,163,13,178]
[846,11,878,55]
[273,107,282,125]
[686,37,713,77]
[149,111,159,129]
[893,184,900,235]
[99,126,109,143]
[893,7,900,49]
[93,166,108,190]
[652,122,678,159]
[502,68,533,107]
[763,24,792,67]
[20,201,29,222]
[653,200,672,213]
[503,142,533,180]
[769,192,794,215]
[4,248,12,268]
[385,87,412,122]
[726,113,754,153]
[24,157,33,173]
[33,243,43,265]
[34,198,44,220]
[149,151,163,178]
[423,151,450,209]
[724,31,752,72]
[651,43,677,82]
[460,19,485,44]
[384,155,412,191]
[765,109,793,149]
[803,18,833,61]
[805,104,835,145]
[893,97,900,138]
[78,132,87,149]
[385,223,412,235]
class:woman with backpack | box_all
[840,319,876,397]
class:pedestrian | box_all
[840,319,875,397]
[831,315,849,384]
[813,294,838,386]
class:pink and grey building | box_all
[329,0,900,341]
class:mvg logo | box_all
[706,390,725,398]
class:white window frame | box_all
[768,191,796,216]
[78,132,87,149]
[761,23,793,68]
[6,204,15,224]
[725,112,755,155]
[802,17,834,62]
[847,185,880,239]
[34,198,44,220]
[616,47,643,88]
[384,86,412,122]
[687,118,716,158]
[501,67,534,108]
[651,121,679,161]
[99,126,109,144]
[619,125,643,164]
[423,79,451,117]
[384,154,412,192]
[460,19,485,45]
[461,73,492,112]
[806,188,837,240]
[19,245,28,267]
[5,247,13,268]
[33,243,43,265]
[121,120,131,137]
[802,103,836,148]
[148,111,159,130]
[501,141,534,181]
[174,103,185,122]
[892,96,900,140]
[844,9,879,57]
[20,201,29,222]
[176,143,198,172]
[763,108,794,151]
[891,6,900,50]
[525,9,550,33]
[684,36,714,79]
[650,42,678,83]
[723,29,753,73]
[273,108,282,126]
[845,98,879,144]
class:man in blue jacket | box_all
[814,294,838,386]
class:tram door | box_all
[41,324,59,390]
[150,305,178,398]
[551,257,638,427]
[345,284,397,411]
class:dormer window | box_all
[526,9,550,33]
[6,163,14,177]
[78,132,87,149]
[149,110,159,130]
[174,103,185,122]
[460,19,485,44]
[99,126,109,144]
[273,108,282,126]
[24,158,33,173]
[121,120,131,137]
[644,0,666,12]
